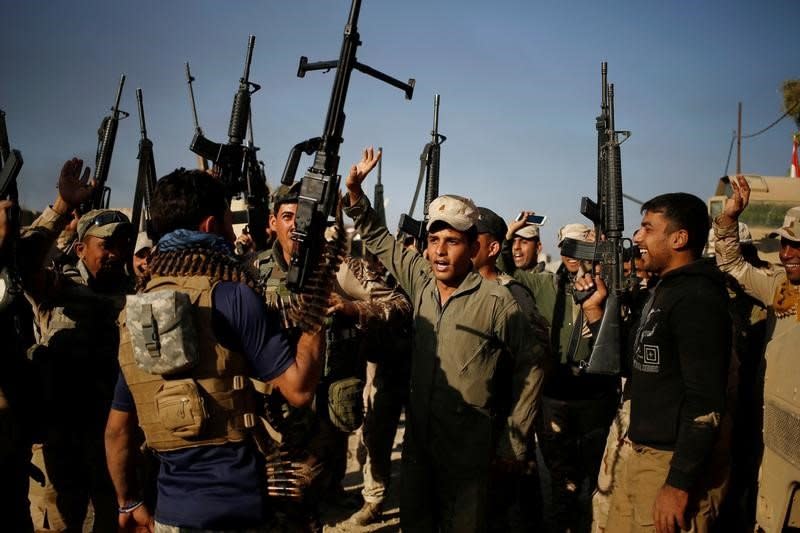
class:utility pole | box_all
[736,102,742,175]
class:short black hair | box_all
[428,220,479,244]
[641,192,709,259]
[150,169,228,240]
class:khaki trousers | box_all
[605,444,728,533]
[592,398,632,533]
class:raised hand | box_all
[345,146,381,194]
[56,158,95,209]
[722,175,750,221]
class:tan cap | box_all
[514,224,540,240]
[557,223,592,246]
[426,195,479,232]
[768,206,800,242]
[77,209,132,241]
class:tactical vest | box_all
[118,275,257,452]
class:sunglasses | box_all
[80,211,131,239]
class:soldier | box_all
[343,147,546,532]
[474,206,550,532]
[0,197,38,532]
[713,178,800,533]
[598,192,731,533]
[510,219,546,273]
[104,168,325,531]
[22,158,134,532]
[348,252,413,527]
[258,182,411,529]
[501,216,620,533]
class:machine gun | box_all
[131,88,157,234]
[89,74,128,211]
[0,109,24,312]
[398,94,445,250]
[280,0,414,292]
[559,62,636,375]
[190,36,260,195]
[185,62,210,173]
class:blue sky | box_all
[3,0,798,252]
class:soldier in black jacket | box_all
[580,193,731,533]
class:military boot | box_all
[347,501,383,526]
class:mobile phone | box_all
[516,213,547,225]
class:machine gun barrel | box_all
[91,74,128,210]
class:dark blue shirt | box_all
[112,281,293,528]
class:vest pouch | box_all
[327,377,365,433]
[126,290,199,375]
[154,379,208,439]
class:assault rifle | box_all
[242,114,270,251]
[0,109,24,312]
[185,62,210,172]
[280,0,414,292]
[190,36,260,195]
[89,74,128,210]
[373,146,386,227]
[398,94,445,251]
[560,62,636,375]
[131,88,157,234]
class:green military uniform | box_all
[21,206,131,532]
[344,194,545,533]
[499,239,620,532]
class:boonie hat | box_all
[768,206,800,243]
[77,209,132,241]
[476,207,508,242]
[426,195,479,232]
[514,224,540,240]
[557,223,592,246]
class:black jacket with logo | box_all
[628,259,731,491]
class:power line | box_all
[742,100,800,139]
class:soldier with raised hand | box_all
[713,176,800,533]
[21,158,134,532]
[343,147,546,532]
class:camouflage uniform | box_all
[257,240,410,512]
[21,206,131,532]
[344,194,546,533]
[714,215,800,532]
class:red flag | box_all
[792,133,800,178]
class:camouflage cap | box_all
[77,209,133,241]
[557,223,592,246]
[426,194,479,232]
[514,224,540,240]
[768,206,800,242]
[271,181,302,212]
[475,207,508,242]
